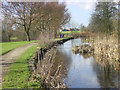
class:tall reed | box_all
[90,34,119,71]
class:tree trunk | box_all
[8,35,11,42]
[54,31,57,39]
[25,31,31,41]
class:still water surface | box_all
[57,38,119,88]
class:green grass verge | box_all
[1,40,37,55]
[61,31,81,34]
[10,37,18,40]
[2,38,71,88]
[52,37,69,41]
[2,45,42,88]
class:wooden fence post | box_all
[40,48,43,60]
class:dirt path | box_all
[0,42,38,87]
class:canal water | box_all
[57,38,119,88]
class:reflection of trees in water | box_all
[58,40,76,70]
[72,38,82,46]
[56,50,74,87]
[53,51,67,79]
[72,52,92,59]
[58,50,73,72]
[92,56,119,88]
[58,38,120,88]
[94,54,119,71]
[118,71,120,88]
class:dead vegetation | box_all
[37,32,53,49]
[36,48,67,88]
[90,34,119,71]
[28,33,69,88]
[73,32,95,38]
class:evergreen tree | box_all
[89,1,117,34]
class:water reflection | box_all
[57,38,119,88]
[92,57,119,88]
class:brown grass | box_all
[36,48,67,88]
[90,34,119,71]
[37,31,53,48]
[73,31,96,38]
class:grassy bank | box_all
[61,31,80,34]
[38,37,71,48]
[2,45,40,88]
[1,40,37,55]
[2,37,72,88]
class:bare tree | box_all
[2,2,44,41]
[2,2,70,41]
[35,2,71,38]
[2,15,13,41]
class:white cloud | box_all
[84,1,96,10]
[64,0,119,10]
[65,0,97,11]
[61,0,97,2]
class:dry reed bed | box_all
[29,33,67,88]
[33,33,74,88]
[90,35,119,71]
[36,48,67,88]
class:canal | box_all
[57,38,119,88]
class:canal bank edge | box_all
[28,37,74,88]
